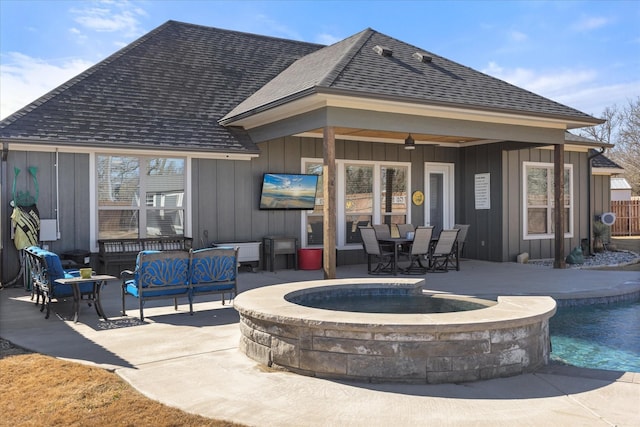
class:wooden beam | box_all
[553,144,565,269]
[323,127,336,279]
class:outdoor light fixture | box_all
[404,134,415,150]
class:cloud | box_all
[554,81,640,117]
[70,0,146,37]
[0,52,94,119]
[571,16,611,32]
[315,33,342,46]
[483,61,595,94]
[508,30,528,43]
[481,61,639,116]
[252,14,302,41]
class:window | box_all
[97,155,185,239]
[345,163,374,244]
[302,159,410,247]
[380,165,408,225]
[304,162,324,245]
[523,162,572,239]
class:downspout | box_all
[1,142,8,285]
[55,149,61,239]
[587,147,606,254]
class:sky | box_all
[1,0,639,121]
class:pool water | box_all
[291,294,489,314]
[549,299,640,372]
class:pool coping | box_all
[233,277,558,332]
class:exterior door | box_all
[424,163,455,235]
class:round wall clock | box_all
[412,190,424,206]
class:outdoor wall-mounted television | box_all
[259,173,319,210]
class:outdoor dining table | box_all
[55,274,117,323]
[378,237,413,275]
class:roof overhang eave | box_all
[1,138,260,160]
[568,140,615,150]
[220,88,606,131]
[593,167,625,176]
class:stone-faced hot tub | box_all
[234,278,556,384]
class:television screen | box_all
[259,173,319,210]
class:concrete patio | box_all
[1,259,639,426]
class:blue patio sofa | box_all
[121,247,238,321]
[24,246,95,319]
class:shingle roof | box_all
[223,28,602,125]
[590,150,624,170]
[1,23,602,153]
[0,21,322,153]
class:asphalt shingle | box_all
[223,28,601,125]
[0,21,323,152]
[1,23,601,152]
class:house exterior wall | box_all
[592,174,612,216]
[194,136,459,267]
[457,144,504,262]
[502,147,591,261]
[234,136,459,266]
[0,140,605,282]
[2,151,90,282]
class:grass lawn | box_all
[0,341,244,427]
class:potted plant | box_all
[592,221,608,253]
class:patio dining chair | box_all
[372,224,391,239]
[396,223,416,253]
[399,226,433,274]
[360,227,394,275]
[396,223,416,239]
[428,228,460,272]
[372,223,395,252]
[447,224,470,271]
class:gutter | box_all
[1,142,7,284]
[219,86,607,128]
[587,147,606,254]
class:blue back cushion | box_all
[136,251,189,288]
[42,251,66,281]
[190,248,236,292]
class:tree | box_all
[579,97,640,196]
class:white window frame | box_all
[423,162,455,231]
[301,158,411,248]
[522,161,573,240]
[90,153,192,251]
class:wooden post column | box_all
[553,143,565,269]
[323,127,336,279]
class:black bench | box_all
[98,237,193,275]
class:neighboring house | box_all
[589,148,625,218]
[1,20,614,281]
[611,177,632,201]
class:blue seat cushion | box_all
[52,278,95,298]
[124,279,188,298]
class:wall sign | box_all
[412,190,424,206]
[474,173,490,210]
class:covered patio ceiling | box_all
[296,127,489,146]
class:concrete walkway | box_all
[1,260,639,426]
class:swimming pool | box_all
[549,299,640,372]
